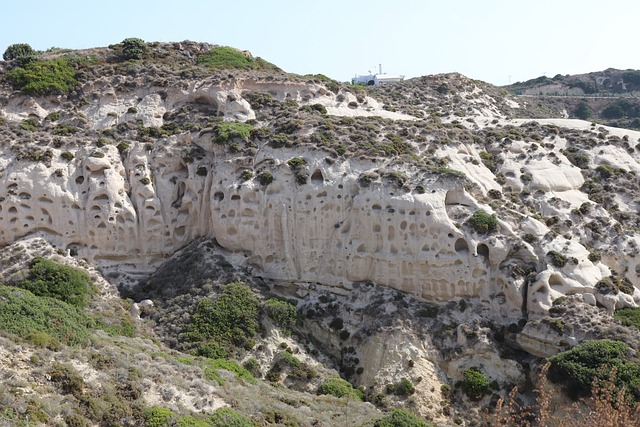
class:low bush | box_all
[214,121,254,144]
[209,407,253,427]
[187,282,260,352]
[596,275,634,295]
[286,157,306,169]
[317,378,364,400]
[3,43,35,61]
[264,298,298,333]
[393,378,416,397]
[6,57,78,95]
[49,362,85,397]
[374,409,432,427]
[0,285,93,346]
[144,406,176,427]
[547,250,568,268]
[614,307,640,330]
[61,151,74,161]
[461,368,489,400]
[548,339,640,399]
[195,341,228,359]
[122,37,147,60]
[257,171,273,186]
[52,123,79,135]
[467,210,498,233]
[204,358,257,385]
[198,46,279,71]
[242,357,261,377]
[17,256,94,308]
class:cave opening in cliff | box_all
[455,238,469,253]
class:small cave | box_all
[477,244,490,262]
[455,238,469,253]
[213,191,225,202]
[549,274,564,288]
[172,182,186,208]
[311,169,324,183]
[444,189,469,206]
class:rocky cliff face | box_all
[3,42,640,424]
[2,52,639,320]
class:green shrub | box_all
[374,409,432,427]
[0,285,93,346]
[52,123,79,135]
[522,233,538,244]
[264,298,298,333]
[548,339,640,399]
[60,151,74,161]
[242,358,261,377]
[122,38,147,60]
[94,313,136,337]
[467,210,498,233]
[49,362,84,397]
[317,378,364,400]
[194,341,228,359]
[461,368,489,400]
[614,307,640,330]
[6,57,77,95]
[277,350,301,368]
[209,407,253,427]
[295,172,308,185]
[394,378,416,396]
[286,157,306,170]
[144,407,176,427]
[3,43,35,61]
[574,100,593,120]
[311,103,328,114]
[18,257,94,308]
[588,251,602,262]
[547,250,568,268]
[596,275,634,295]
[214,121,254,144]
[188,283,260,352]
[116,141,130,153]
[257,171,274,186]
[26,330,61,350]
[566,152,590,169]
[176,416,210,427]
[20,118,39,132]
[198,46,279,71]
[204,358,257,385]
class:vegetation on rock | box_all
[467,210,498,233]
[17,256,94,308]
[548,339,640,399]
[461,368,490,400]
[198,46,279,71]
[3,43,35,61]
[6,57,78,95]
[317,377,364,400]
[187,283,260,353]
[121,37,148,60]
[0,285,93,347]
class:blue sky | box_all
[2,0,637,86]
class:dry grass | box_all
[489,363,640,427]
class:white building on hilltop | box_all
[352,64,405,86]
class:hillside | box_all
[1,39,640,426]
[504,69,640,130]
